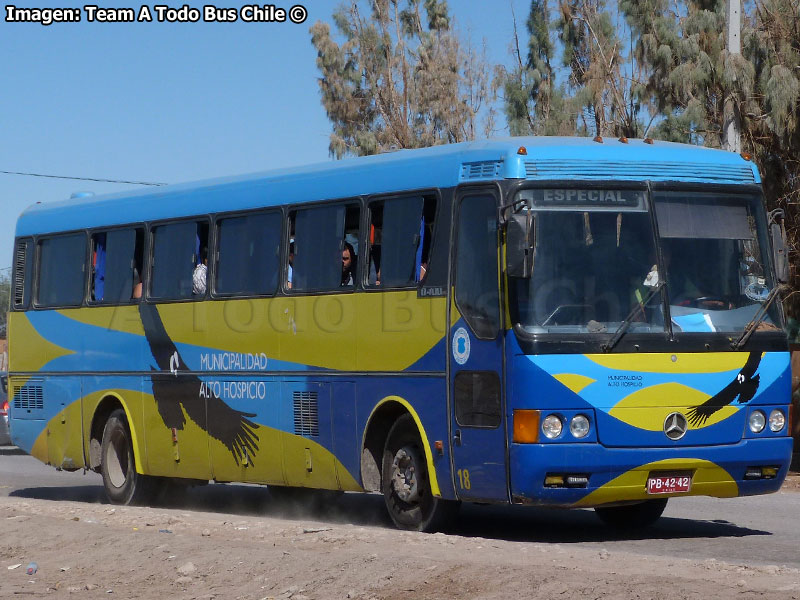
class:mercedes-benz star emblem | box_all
[663,412,688,440]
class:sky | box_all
[0,0,532,274]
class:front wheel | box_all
[594,498,668,529]
[100,409,158,505]
[382,414,459,532]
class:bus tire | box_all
[594,498,668,529]
[382,414,458,532]
[100,409,157,506]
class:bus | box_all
[7,137,793,531]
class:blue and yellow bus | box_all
[7,137,793,531]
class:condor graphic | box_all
[686,352,762,426]
[139,303,260,465]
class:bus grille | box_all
[13,384,44,411]
[13,240,27,308]
[460,160,502,181]
[523,160,756,184]
[293,391,319,437]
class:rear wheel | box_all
[382,414,459,532]
[594,498,668,529]
[100,409,158,505]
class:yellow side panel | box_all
[7,312,74,373]
[61,305,145,337]
[356,292,449,371]
[47,395,85,470]
[141,389,213,480]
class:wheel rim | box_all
[105,427,129,489]
[390,444,422,503]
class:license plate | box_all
[647,473,692,494]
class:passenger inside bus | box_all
[193,246,208,295]
[341,242,356,286]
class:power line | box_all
[0,169,167,186]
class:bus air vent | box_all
[13,240,27,308]
[523,160,756,184]
[293,391,319,437]
[460,161,502,181]
[13,384,44,411]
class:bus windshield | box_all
[656,191,780,333]
[511,188,664,334]
[511,187,781,335]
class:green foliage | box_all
[310,0,494,158]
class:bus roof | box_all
[15,136,759,237]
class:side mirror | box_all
[769,209,789,284]
[507,213,534,278]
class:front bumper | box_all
[510,437,793,507]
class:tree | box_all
[497,0,575,136]
[621,0,799,314]
[620,0,756,146]
[745,0,800,315]
[555,0,644,137]
[310,0,495,158]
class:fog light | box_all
[744,467,762,480]
[544,474,564,487]
[542,414,563,439]
[749,410,766,433]
[762,466,778,478]
[569,415,590,438]
[768,409,785,433]
[565,475,589,488]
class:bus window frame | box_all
[86,223,146,307]
[362,189,442,293]
[145,214,213,304]
[32,230,90,310]
[282,197,363,296]
[210,206,284,300]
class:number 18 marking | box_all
[457,469,471,490]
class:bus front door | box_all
[449,191,508,503]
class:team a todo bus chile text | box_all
[4,5,308,26]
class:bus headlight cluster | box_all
[749,410,766,433]
[768,409,785,432]
[541,414,591,440]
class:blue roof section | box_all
[15,137,761,237]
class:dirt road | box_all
[2,489,800,600]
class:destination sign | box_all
[523,188,645,208]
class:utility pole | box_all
[723,0,742,152]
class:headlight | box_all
[569,414,590,438]
[768,409,785,433]
[542,414,563,439]
[749,410,766,433]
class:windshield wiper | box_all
[602,281,665,353]
[731,285,785,350]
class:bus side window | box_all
[288,203,359,291]
[36,233,87,308]
[150,220,209,300]
[216,211,281,296]
[91,228,143,303]
[367,195,436,288]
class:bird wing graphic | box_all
[139,303,260,465]
[686,351,762,426]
